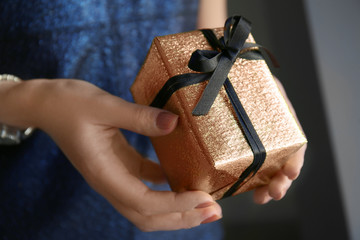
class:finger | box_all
[138,190,217,215]
[109,188,218,217]
[79,128,221,231]
[111,134,166,183]
[102,178,222,231]
[268,172,292,200]
[99,96,178,136]
[253,185,272,204]
[114,195,222,232]
[88,136,217,215]
[136,201,222,231]
[282,144,306,180]
[139,157,167,184]
[108,133,167,184]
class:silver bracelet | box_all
[0,74,35,145]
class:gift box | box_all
[131,16,307,200]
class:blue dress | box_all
[0,0,223,239]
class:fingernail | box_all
[201,214,222,224]
[195,201,214,209]
[156,111,178,130]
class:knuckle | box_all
[182,221,194,230]
[270,190,282,200]
[134,217,156,232]
[179,211,194,229]
[269,185,282,200]
[135,204,153,217]
[132,106,155,133]
[284,165,300,180]
[290,170,300,180]
[133,190,155,217]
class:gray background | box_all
[220,0,359,239]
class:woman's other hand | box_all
[0,79,222,231]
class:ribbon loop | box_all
[191,16,252,116]
[222,47,240,62]
[188,50,221,72]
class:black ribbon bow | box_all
[151,16,271,198]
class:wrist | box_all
[0,76,51,126]
[0,74,39,144]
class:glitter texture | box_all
[131,28,307,200]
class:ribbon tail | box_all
[192,56,233,116]
[241,42,280,67]
[222,78,266,198]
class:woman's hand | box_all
[0,79,222,231]
[253,78,307,204]
[253,144,306,204]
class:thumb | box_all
[104,98,178,136]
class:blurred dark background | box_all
[220,0,360,239]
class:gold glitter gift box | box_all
[131,17,307,200]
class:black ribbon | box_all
[151,16,271,198]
